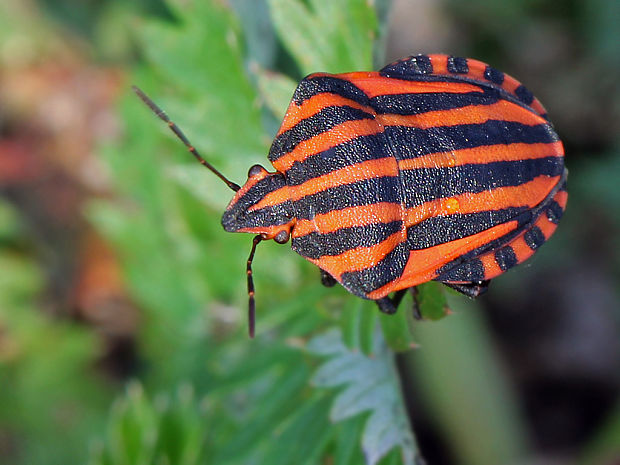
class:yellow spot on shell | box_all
[444,198,460,214]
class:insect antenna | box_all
[246,235,263,338]
[132,85,240,192]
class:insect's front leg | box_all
[319,269,337,287]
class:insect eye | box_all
[273,230,290,244]
[248,164,266,178]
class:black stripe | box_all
[484,65,505,85]
[224,204,294,231]
[380,54,433,78]
[285,133,388,185]
[546,200,564,224]
[400,157,565,207]
[340,240,410,298]
[287,125,562,189]
[386,120,560,159]
[515,84,534,105]
[291,176,401,221]
[292,76,370,106]
[436,259,485,282]
[433,176,565,280]
[269,106,375,162]
[221,173,295,233]
[371,87,499,116]
[370,74,547,118]
[292,221,402,259]
[524,225,545,250]
[494,246,518,270]
[406,207,530,250]
[447,56,469,74]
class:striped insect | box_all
[134,54,567,337]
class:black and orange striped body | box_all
[222,54,567,301]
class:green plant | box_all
[88,0,441,463]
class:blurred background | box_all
[0,0,619,464]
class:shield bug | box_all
[134,54,567,337]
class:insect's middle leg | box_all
[375,287,425,319]
[375,289,408,314]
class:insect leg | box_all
[319,269,337,287]
[375,289,408,315]
[410,287,422,320]
[246,235,263,338]
[442,280,490,298]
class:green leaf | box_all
[416,282,450,321]
[308,329,420,465]
[407,296,529,465]
[379,304,418,352]
[90,382,209,465]
[268,0,377,74]
[254,66,298,120]
[359,304,379,356]
[340,297,363,350]
[230,0,278,68]
[138,0,267,168]
[334,415,366,465]
[260,393,334,465]
[0,252,108,465]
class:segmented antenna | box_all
[132,85,240,192]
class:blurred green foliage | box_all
[87,0,429,463]
[0,199,110,465]
[1,0,619,464]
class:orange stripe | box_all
[292,175,555,238]
[294,177,557,293]
[531,99,547,117]
[537,210,560,239]
[225,168,270,209]
[307,230,406,276]
[502,74,521,94]
[342,73,484,98]
[397,141,564,171]
[441,186,567,283]
[292,202,403,237]
[402,175,561,228]
[272,119,382,173]
[480,251,504,280]
[246,185,291,212]
[252,157,398,212]
[555,189,568,209]
[278,93,376,134]
[510,235,536,267]
[458,58,548,117]
[271,172,558,237]
[366,220,519,299]
[237,224,290,239]
[463,58,487,82]
[289,158,398,201]
[378,98,545,130]
[428,54,449,74]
